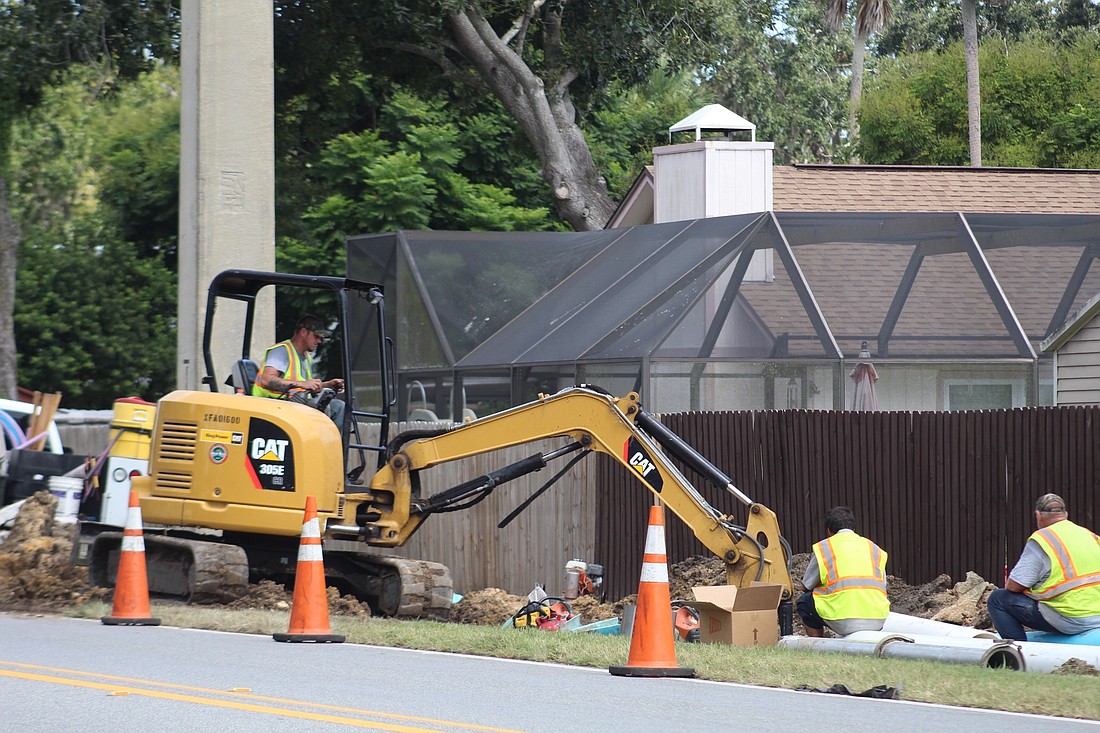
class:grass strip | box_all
[65,601,1099,721]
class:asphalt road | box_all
[1,614,1095,733]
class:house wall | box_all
[643,361,1045,413]
[1055,315,1100,405]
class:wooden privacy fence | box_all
[595,406,1100,601]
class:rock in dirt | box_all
[930,571,995,628]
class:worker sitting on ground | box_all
[987,493,1100,642]
[797,505,890,637]
[252,314,345,428]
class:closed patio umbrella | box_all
[850,341,878,411]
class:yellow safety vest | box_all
[251,341,312,399]
[812,531,889,621]
[1026,520,1100,617]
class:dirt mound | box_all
[0,491,106,609]
[451,588,527,625]
[1055,658,1100,676]
[669,555,726,601]
[569,594,619,622]
[227,579,292,611]
[224,578,370,617]
[327,586,373,617]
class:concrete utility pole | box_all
[177,0,276,391]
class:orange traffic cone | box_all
[610,504,694,677]
[273,495,345,643]
[101,491,160,626]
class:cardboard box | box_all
[691,583,784,647]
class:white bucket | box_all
[48,476,83,524]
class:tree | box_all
[9,67,181,407]
[273,0,732,231]
[280,84,555,278]
[0,0,179,399]
[823,0,892,157]
[859,34,1100,168]
[701,0,849,163]
[586,68,707,194]
[961,0,982,166]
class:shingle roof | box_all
[773,165,1100,214]
[726,167,1100,358]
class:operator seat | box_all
[226,359,260,395]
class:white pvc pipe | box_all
[777,636,877,657]
[845,630,1002,650]
[805,629,1100,674]
[1014,639,1100,674]
[881,612,997,639]
[778,634,1023,670]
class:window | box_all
[943,379,1024,411]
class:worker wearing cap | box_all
[253,314,345,427]
[987,493,1100,641]
[797,506,890,637]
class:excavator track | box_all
[87,528,453,618]
[88,532,250,604]
[324,552,454,621]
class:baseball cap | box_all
[1035,493,1066,513]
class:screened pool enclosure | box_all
[345,212,1100,420]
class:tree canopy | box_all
[4,1,1100,406]
[859,33,1100,167]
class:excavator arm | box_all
[336,387,792,600]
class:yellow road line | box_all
[0,662,525,733]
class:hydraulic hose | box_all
[635,410,752,506]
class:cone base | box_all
[609,664,695,678]
[273,632,346,643]
[102,616,161,626]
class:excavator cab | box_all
[198,269,395,476]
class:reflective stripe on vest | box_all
[251,341,312,399]
[1026,520,1100,617]
[812,531,889,622]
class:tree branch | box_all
[501,0,547,53]
[373,39,486,90]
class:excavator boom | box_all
[343,387,793,599]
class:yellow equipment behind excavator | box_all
[78,270,793,624]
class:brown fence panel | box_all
[596,406,1100,601]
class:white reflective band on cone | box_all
[121,536,145,553]
[301,517,321,538]
[640,561,669,583]
[644,525,666,554]
[298,544,323,563]
[125,507,143,530]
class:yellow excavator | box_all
[79,270,793,623]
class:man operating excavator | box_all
[252,314,345,428]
